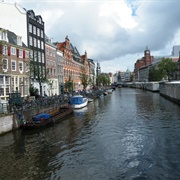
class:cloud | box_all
[19,0,180,73]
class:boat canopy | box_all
[70,96,83,105]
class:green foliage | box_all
[79,67,89,89]
[28,61,47,96]
[157,58,176,81]
[97,74,110,86]
[148,58,176,81]
[148,66,162,82]
[65,76,73,92]
[29,86,39,98]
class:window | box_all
[34,51,37,61]
[11,47,16,55]
[11,60,16,71]
[2,45,7,55]
[30,50,33,59]
[25,51,29,58]
[29,36,33,46]
[17,36,22,46]
[41,30,44,38]
[19,62,23,72]
[0,31,7,41]
[26,63,29,72]
[33,26,36,35]
[19,50,23,58]
[34,38,36,47]
[37,40,40,48]
[38,52,41,62]
[42,53,44,63]
[41,41,44,50]
[37,28,40,36]
[29,24,32,33]
[2,59,8,70]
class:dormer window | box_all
[0,30,8,42]
[17,36,22,46]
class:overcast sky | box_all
[18,0,180,73]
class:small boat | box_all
[20,105,73,129]
[106,88,113,94]
[88,98,94,102]
[69,95,88,109]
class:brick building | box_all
[55,36,90,91]
[0,28,30,100]
[134,48,154,81]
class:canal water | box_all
[0,88,180,180]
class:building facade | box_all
[55,36,90,91]
[0,28,30,100]
[45,37,58,96]
[88,59,96,87]
[0,2,46,96]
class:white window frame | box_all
[2,45,7,55]
[11,47,16,55]
[19,50,23,58]
[17,36,22,46]
[0,31,7,41]
[11,60,16,71]
[2,58,8,70]
[19,61,23,72]
[25,51,29,58]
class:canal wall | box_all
[0,103,68,135]
[145,82,159,92]
[127,82,159,92]
[159,81,180,105]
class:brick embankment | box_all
[0,102,69,135]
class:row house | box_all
[55,36,90,91]
[0,28,30,100]
[45,36,58,96]
[0,2,46,95]
[27,10,46,94]
[56,49,64,94]
[0,2,96,96]
[88,59,96,87]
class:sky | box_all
[15,0,180,73]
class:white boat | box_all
[106,88,113,94]
[88,98,94,102]
[70,95,88,109]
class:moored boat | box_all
[20,105,73,129]
[70,95,88,109]
[106,88,113,94]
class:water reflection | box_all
[0,88,180,180]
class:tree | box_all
[148,66,162,82]
[79,66,89,89]
[97,74,110,86]
[29,86,39,98]
[28,61,46,97]
[64,76,73,93]
[117,72,121,82]
[158,58,176,81]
